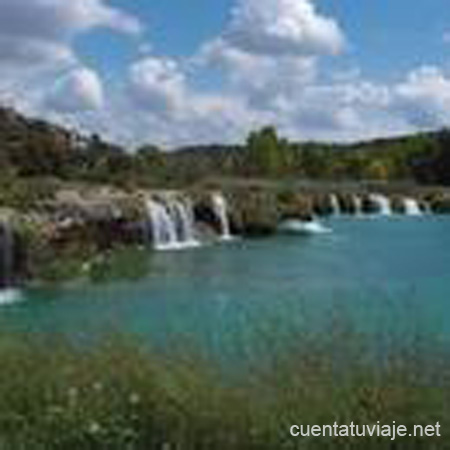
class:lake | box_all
[1,216,450,364]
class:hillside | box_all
[1,106,450,191]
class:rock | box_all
[428,193,450,214]
[228,188,280,236]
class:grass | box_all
[0,326,448,450]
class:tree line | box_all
[1,107,450,188]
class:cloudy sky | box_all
[1,0,450,149]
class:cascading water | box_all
[169,198,198,244]
[353,195,363,216]
[0,220,22,305]
[146,199,178,250]
[403,198,422,216]
[146,196,200,251]
[212,193,233,241]
[329,194,341,216]
[370,194,392,216]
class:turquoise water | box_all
[1,216,450,362]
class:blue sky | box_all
[77,0,450,78]
[1,0,450,148]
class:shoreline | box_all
[1,179,450,288]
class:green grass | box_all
[0,328,448,450]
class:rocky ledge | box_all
[1,181,450,288]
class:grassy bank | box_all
[0,329,448,449]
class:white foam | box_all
[403,198,422,216]
[212,192,233,241]
[154,240,202,252]
[329,194,341,216]
[279,219,332,235]
[0,289,22,306]
[370,194,392,216]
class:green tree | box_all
[246,126,284,176]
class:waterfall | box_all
[212,193,233,241]
[370,194,392,216]
[146,196,200,251]
[353,195,363,216]
[403,198,422,216]
[146,199,178,250]
[0,220,22,305]
[169,198,198,244]
[0,221,14,288]
[329,194,341,216]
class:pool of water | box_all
[1,216,450,362]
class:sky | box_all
[1,0,450,149]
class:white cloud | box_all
[182,0,351,143]
[2,0,450,148]
[46,67,104,112]
[200,39,317,92]
[0,36,74,67]
[223,0,345,56]
[128,57,187,114]
[0,0,142,136]
[0,0,142,68]
[391,66,450,128]
[125,55,266,146]
[0,0,142,39]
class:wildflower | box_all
[129,393,140,405]
[88,421,102,435]
[93,382,103,392]
[68,387,79,398]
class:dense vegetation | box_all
[0,324,447,449]
[1,107,450,192]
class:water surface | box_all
[1,217,449,362]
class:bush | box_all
[0,174,58,210]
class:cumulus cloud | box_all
[2,0,450,148]
[46,67,104,112]
[0,0,142,68]
[0,0,142,133]
[393,66,450,127]
[128,57,187,114]
[185,0,351,142]
[48,61,450,148]
[0,0,141,39]
[222,0,345,56]
[125,55,266,145]
[200,39,317,91]
[0,36,74,67]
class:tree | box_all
[246,126,284,176]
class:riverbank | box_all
[2,178,450,287]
